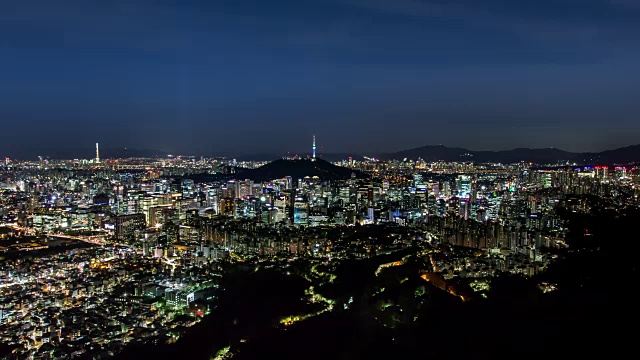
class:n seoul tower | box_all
[312,134,316,160]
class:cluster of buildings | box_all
[1,142,639,357]
[0,242,217,358]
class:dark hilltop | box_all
[239,158,366,182]
[180,158,368,183]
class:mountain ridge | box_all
[380,144,640,164]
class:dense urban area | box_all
[1,143,638,359]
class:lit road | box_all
[45,233,105,246]
[1,224,118,246]
[420,273,467,302]
[46,233,132,249]
[0,278,30,289]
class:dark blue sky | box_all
[2,0,640,158]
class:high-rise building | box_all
[95,143,100,163]
[113,213,145,240]
[414,174,427,193]
[457,175,471,198]
[293,197,309,225]
[235,179,253,199]
[459,199,470,220]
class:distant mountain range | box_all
[380,144,640,164]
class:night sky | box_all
[2,0,640,158]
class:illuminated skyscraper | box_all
[457,175,471,198]
[95,143,100,163]
[293,197,309,225]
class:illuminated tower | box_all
[312,135,316,160]
[95,143,100,163]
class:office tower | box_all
[95,143,100,163]
[459,199,470,220]
[442,182,451,197]
[235,179,253,199]
[457,175,471,198]
[414,174,427,193]
[293,197,309,225]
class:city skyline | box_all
[0,140,633,359]
[2,0,640,156]
[1,2,636,359]
[4,137,640,161]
